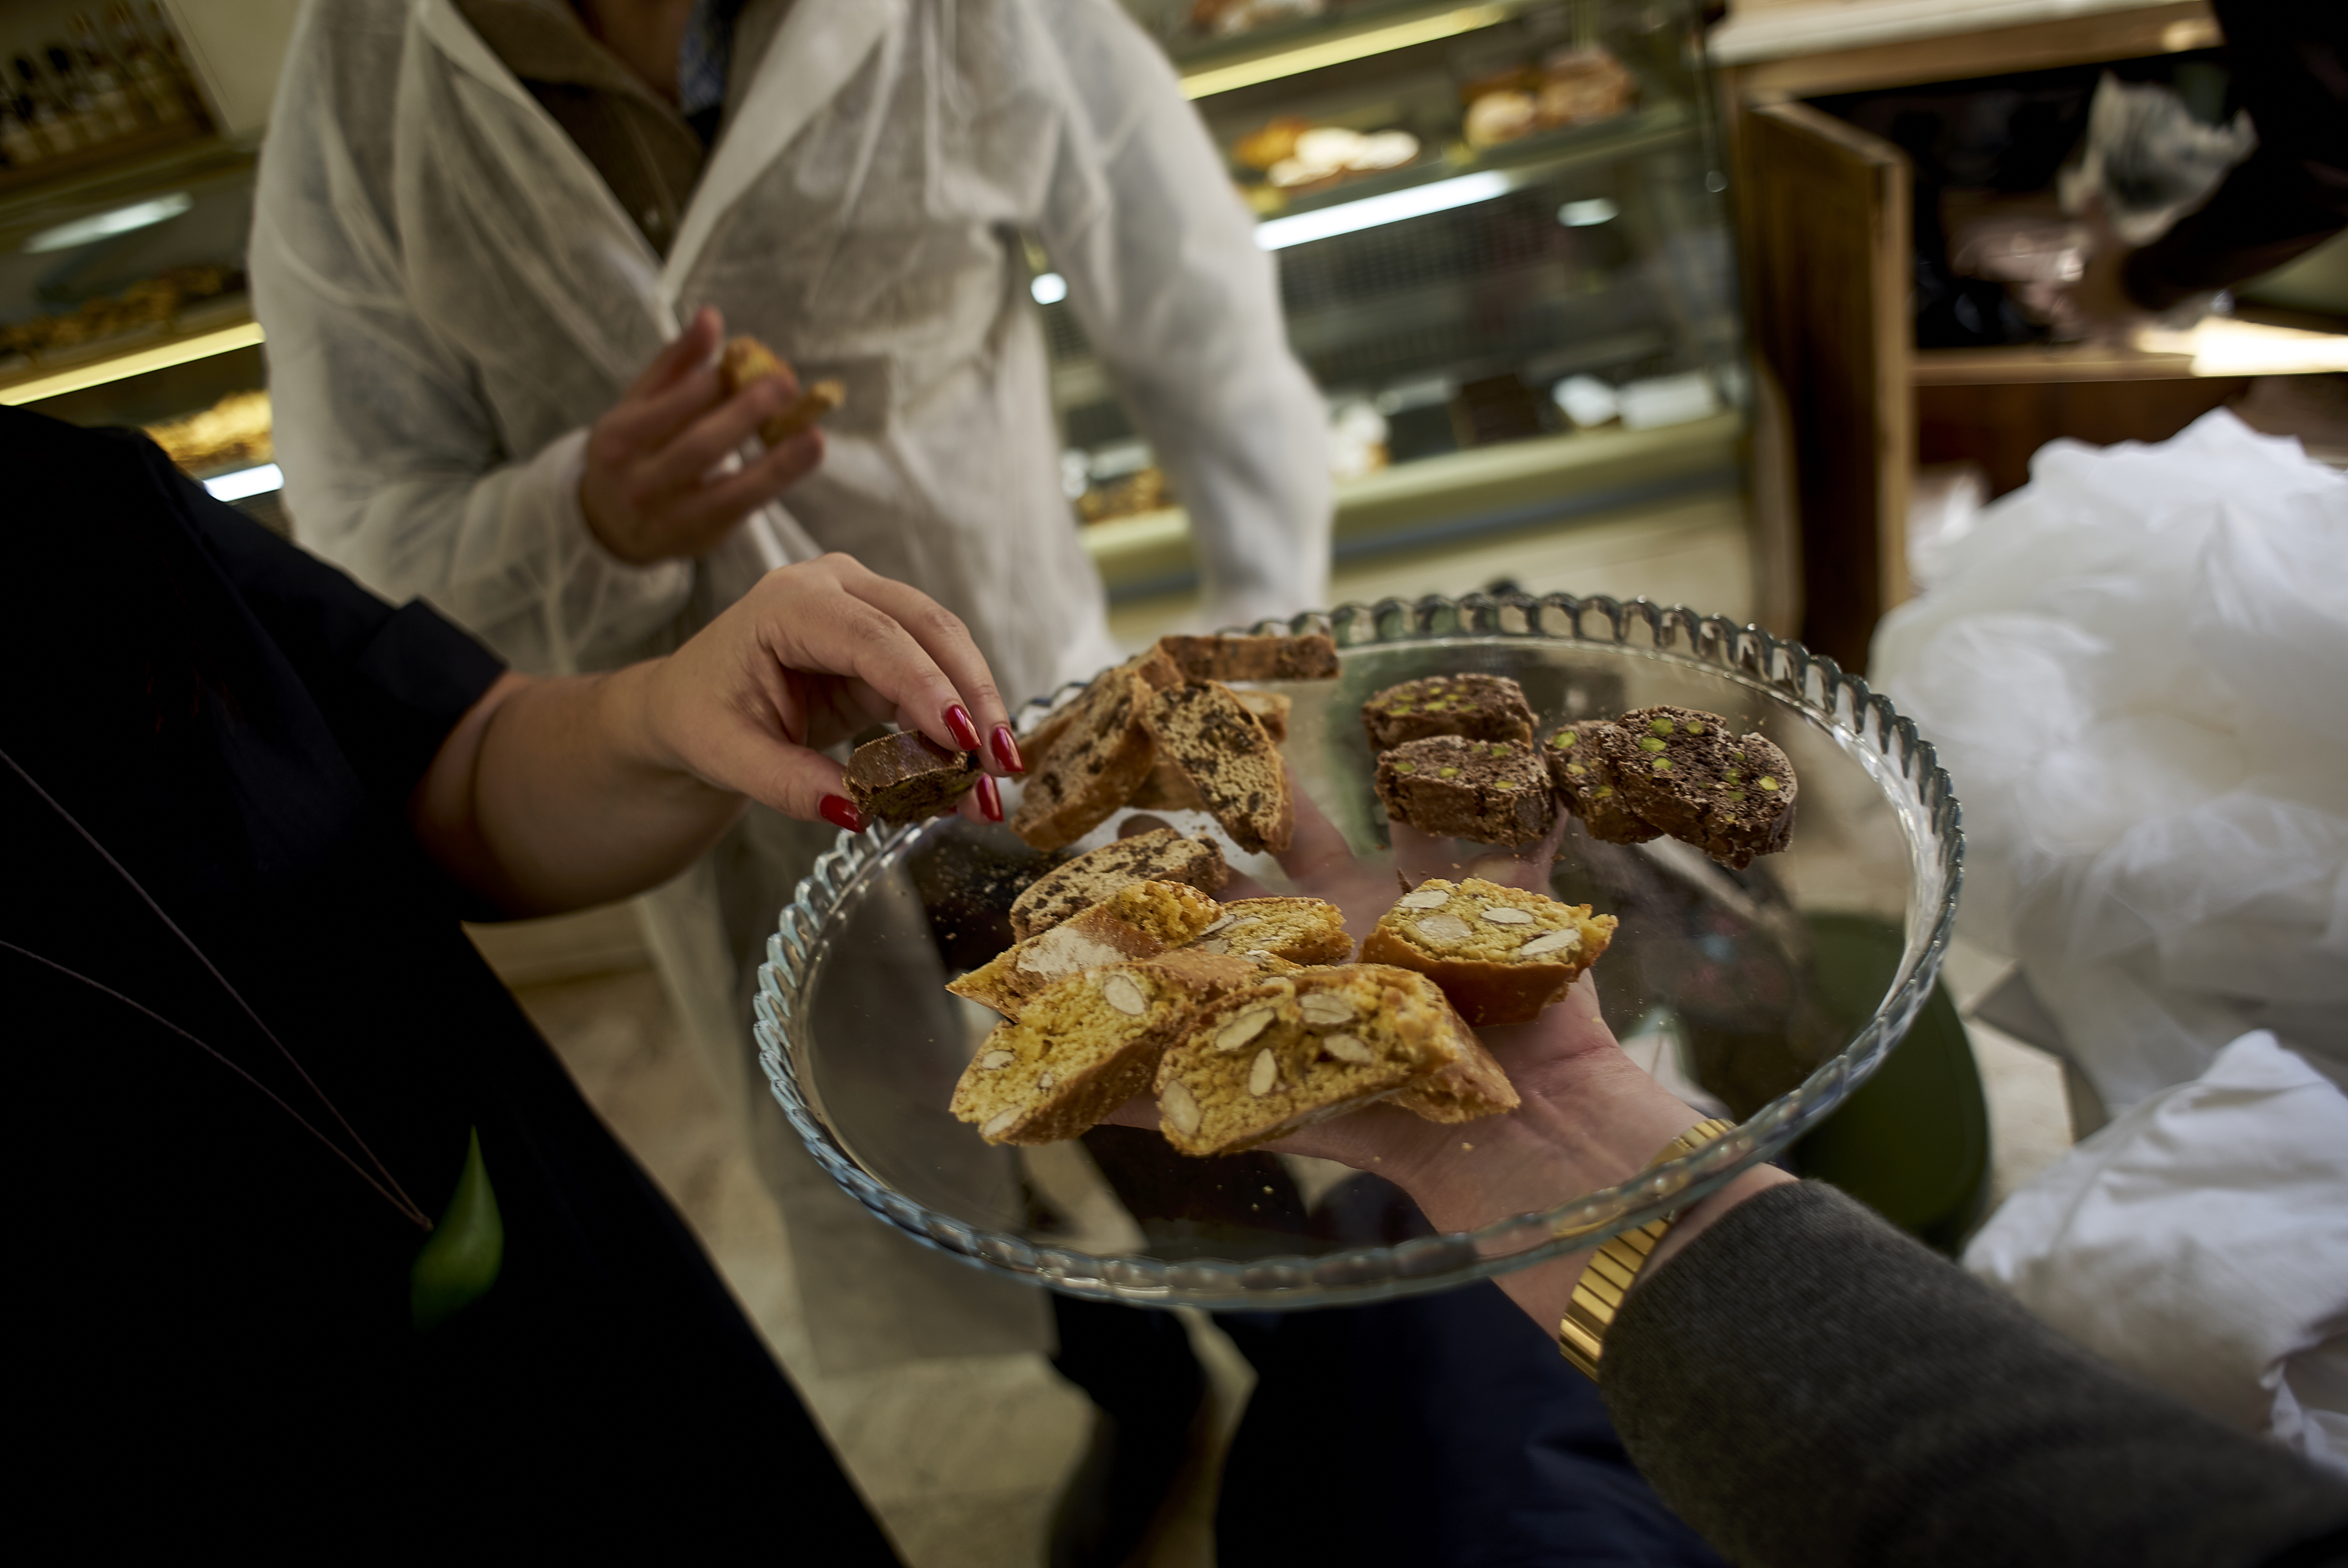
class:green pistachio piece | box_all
[1649,718,1675,737]
[1439,766,1460,778]
[1651,759,1672,773]
[1728,790,1747,802]
[1551,731,1576,750]
[1592,785,1614,799]
[1683,721,1705,735]
[1758,776,1779,791]
[1393,761,1415,773]
[1566,762,1587,776]
[1639,737,1666,752]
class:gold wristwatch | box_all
[1558,1117,1738,1379]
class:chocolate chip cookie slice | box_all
[843,730,979,824]
[1009,828,1230,941]
[1361,673,1537,750]
[1544,721,1662,845]
[1141,680,1293,855]
[1131,690,1290,812]
[1155,632,1340,683]
[1009,665,1164,851]
[1609,706,1798,870]
[1360,876,1616,1027]
[1373,735,1556,845]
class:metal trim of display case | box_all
[754,590,1964,1309]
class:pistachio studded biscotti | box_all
[1360,673,1537,751]
[1544,721,1662,845]
[951,961,1209,1145]
[1186,897,1354,967]
[1152,965,1472,1156]
[1010,829,1230,941]
[1141,680,1293,854]
[1131,691,1291,812]
[1374,735,1556,845]
[948,880,1221,1020]
[1359,876,1615,1027]
[1607,706,1798,870]
[1155,632,1339,683]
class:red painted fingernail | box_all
[820,795,864,833]
[976,773,1003,823]
[991,724,1025,775]
[945,705,981,751]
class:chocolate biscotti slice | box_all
[1156,632,1339,683]
[1608,706,1798,870]
[1359,876,1616,1027]
[1009,828,1230,941]
[1010,666,1162,850]
[948,880,1222,1020]
[1016,648,1185,776]
[1141,680,1294,854]
[951,960,1211,1145]
[1545,721,1663,845]
[843,730,979,824]
[1152,965,1471,1156]
[1186,897,1355,967]
[1361,673,1537,750]
[1131,691,1291,812]
[1374,735,1556,845]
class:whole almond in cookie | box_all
[948,880,1221,1020]
[1185,896,1354,968]
[1360,876,1616,1027]
[1544,721,1663,845]
[1361,673,1537,751]
[1374,735,1556,845]
[951,960,1221,1145]
[1609,706,1797,869]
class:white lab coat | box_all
[250,0,1331,1366]
[251,0,1329,699]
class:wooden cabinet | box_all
[1714,0,2347,670]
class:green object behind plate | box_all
[1790,915,1990,1253]
[411,1127,503,1332]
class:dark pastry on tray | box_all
[1359,876,1616,1027]
[1141,679,1293,854]
[1605,706,1798,870]
[1130,690,1290,811]
[843,730,979,823]
[1373,735,1555,845]
[1010,828,1230,941]
[1155,631,1340,683]
[1152,964,1512,1157]
[1546,721,1662,846]
[1360,673,1536,750]
[1010,662,1170,850]
[948,880,1222,1020]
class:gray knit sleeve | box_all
[1600,1182,2348,1568]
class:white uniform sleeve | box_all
[247,1,692,677]
[1036,0,1332,630]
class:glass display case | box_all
[1059,0,1749,595]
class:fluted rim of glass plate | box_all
[754,591,1965,1309]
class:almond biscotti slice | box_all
[948,880,1221,1020]
[1010,828,1230,941]
[951,961,1210,1145]
[1358,876,1615,1027]
[1141,680,1293,854]
[1155,632,1339,683]
[1186,897,1354,967]
[1130,690,1291,812]
[1152,964,1489,1156]
[1010,666,1162,850]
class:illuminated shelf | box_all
[1912,318,2348,385]
[0,307,261,406]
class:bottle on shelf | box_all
[13,55,78,157]
[107,3,188,128]
[70,13,145,138]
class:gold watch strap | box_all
[1558,1117,1738,1379]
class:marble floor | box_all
[472,898,2077,1568]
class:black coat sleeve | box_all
[2125,0,2348,309]
[1602,1183,2348,1568]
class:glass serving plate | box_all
[755,593,1961,1309]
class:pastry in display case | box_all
[1061,0,1741,533]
